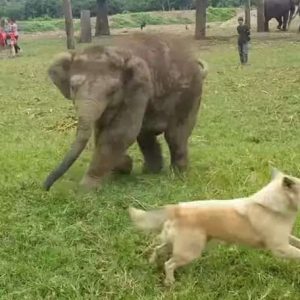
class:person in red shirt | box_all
[0,27,7,47]
[8,18,21,54]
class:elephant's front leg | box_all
[93,125,133,175]
[113,154,133,174]
[276,17,282,30]
[80,142,129,189]
[81,91,148,189]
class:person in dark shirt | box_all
[140,21,146,31]
[237,17,250,65]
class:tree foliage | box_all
[0,0,245,20]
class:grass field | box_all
[0,34,300,299]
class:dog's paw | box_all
[164,277,175,287]
[149,253,157,264]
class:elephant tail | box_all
[198,58,208,79]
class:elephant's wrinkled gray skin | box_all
[264,0,298,31]
[43,34,208,191]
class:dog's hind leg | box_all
[289,235,300,249]
[271,244,300,260]
[164,230,206,286]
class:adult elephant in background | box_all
[264,0,296,31]
[43,33,208,191]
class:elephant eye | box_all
[107,83,121,97]
[70,74,86,91]
[107,89,117,97]
[70,82,77,94]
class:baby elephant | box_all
[44,33,208,191]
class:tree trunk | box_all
[95,0,110,36]
[257,0,265,32]
[167,0,171,11]
[80,10,92,43]
[245,0,251,28]
[195,0,207,40]
[0,18,5,28]
[63,0,75,49]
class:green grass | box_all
[110,12,191,29]
[17,8,236,33]
[0,35,300,298]
[18,19,80,33]
[110,8,235,28]
[206,7,236,22]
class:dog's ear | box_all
[271,167,283,180]
[282,176,299,211]
[282,176,296,189]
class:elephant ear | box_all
[48,51,75,100]
[122,53,152,94]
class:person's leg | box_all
[238,43,244,64]
[10,43,15,57]
[15,35,20,52]
[243,42,249,64]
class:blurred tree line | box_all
[0,0,251,20]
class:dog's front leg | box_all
[289,235,300,249]
[164,257,178,286]
[149,242,168,264]
[272,244,300,260]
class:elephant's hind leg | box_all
[137,132,163,173]
[165,126,189,172]
[165,96,200,172]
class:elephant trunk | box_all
[197,58,208,79]
[43,100,107,191]
[289,4,299,24]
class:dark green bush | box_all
[0,0,244,20]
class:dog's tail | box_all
[128,206,173,232]
[198,58,208,79]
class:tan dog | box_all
[129,169,300,285]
